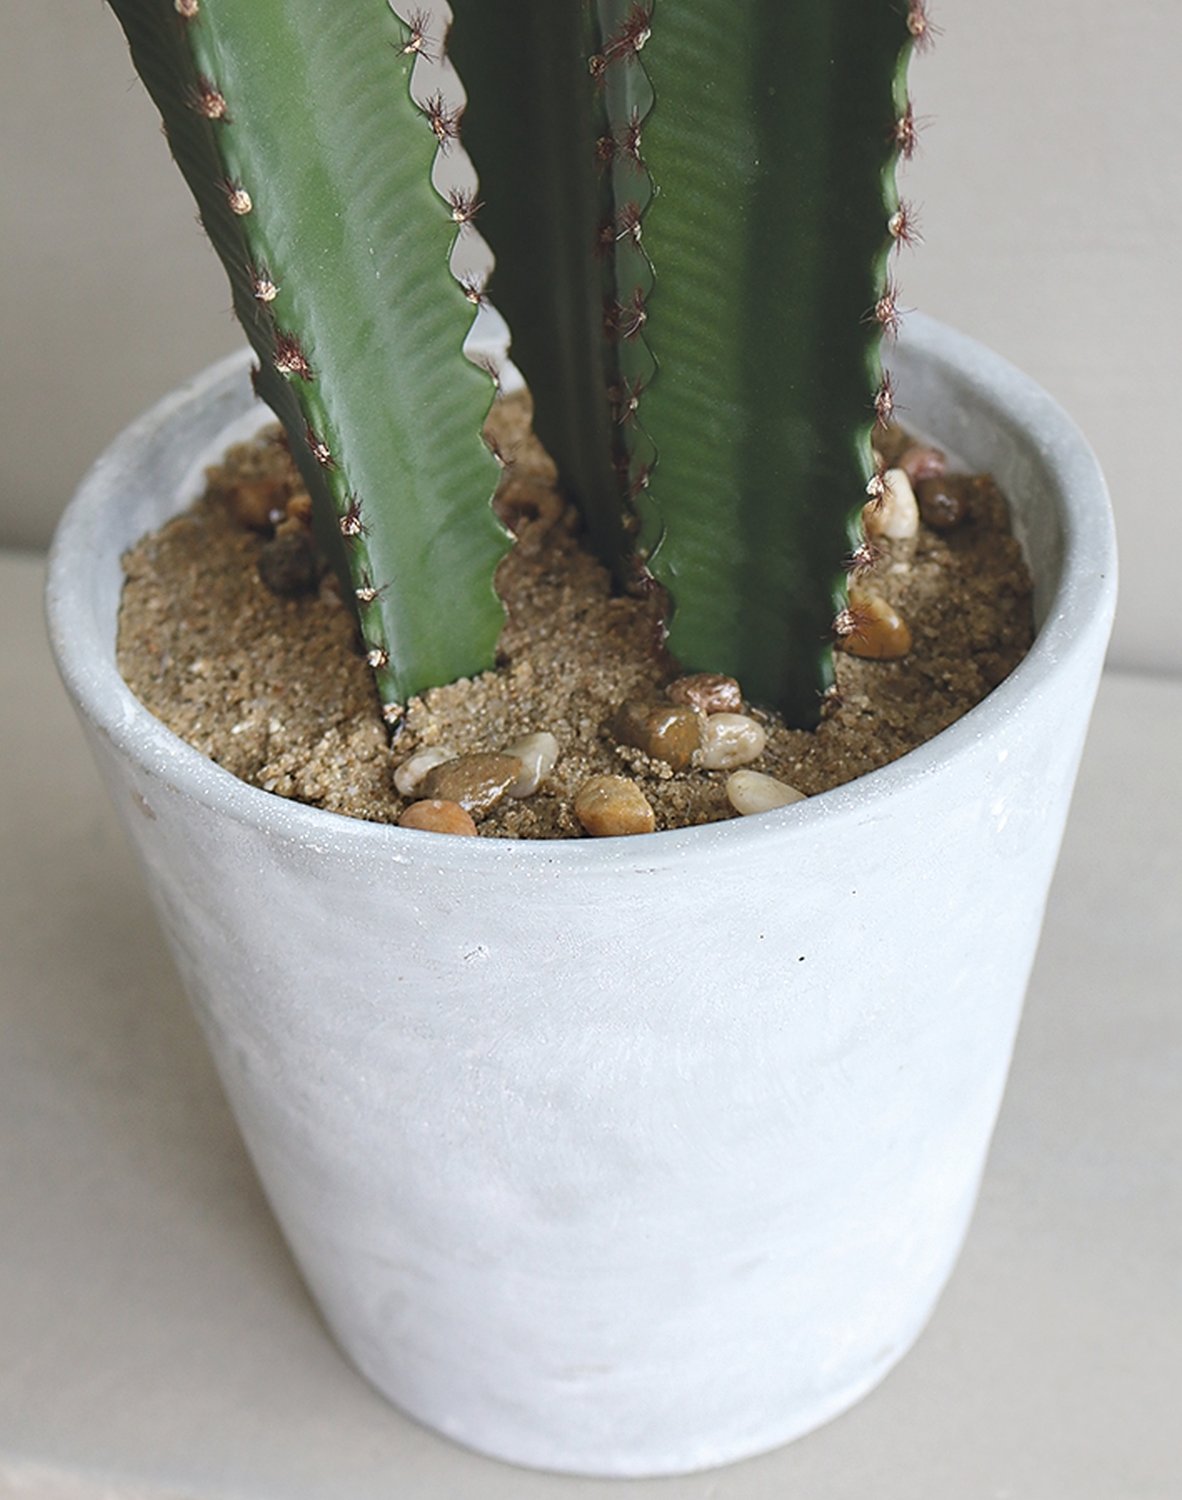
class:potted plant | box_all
[47,0,1116,1478]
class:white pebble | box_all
[699,713,767,770]
[862,467,919,540]
[726,769,807,816]
[503,731,560,797]
[393,745,455,797]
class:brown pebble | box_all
[916,475,971,531]
[257,531,319,597]
[838,589,912,660]
[419,752,523,816]
[393,744,456,798]
[666,672,743,715]
[574,775,656,837]
[612,701,701,770]
[285,489,313,525]
[230,479,284,532]
[897,444,947,485]
[397,799,478,836]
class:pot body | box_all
[48,317,1115,1476]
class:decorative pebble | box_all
[230,479,283,532]
[612,701,701,770]
[698,712,767,770]
[725,769,807,816]
[838,588,912,660]
[897,443,946,484]
[284,489,314,526]
[574,775,656,837]
[503,731,560,797]
[916,475,971,531]
[419,752,523,816]
[256,531,319,597]
[666,672,743,716]
[393,744,456,798]
[397,799,478,836]
[862,467,919,541]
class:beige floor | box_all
[2,548,1179,1499]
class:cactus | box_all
[453,1,918,724]
[106,0,921,729]
[105,0,510,720]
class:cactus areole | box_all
[107,0,919,729]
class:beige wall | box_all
[5,0,1177,672]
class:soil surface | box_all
[117,394,1034,837]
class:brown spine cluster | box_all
[422,92,462,151]
[907,0,941,53]
[400,9,434,62]
[272,332,313,381]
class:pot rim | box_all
[47,313,1116,870]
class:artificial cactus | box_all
[106,0,510,720]
[454,0,920,725]
[107,0,924,731]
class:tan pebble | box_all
[862,467,918,541]
[699,713,767,770]
[285,489,314,525]
[666,672,743,715]
[393,744,456,797]
[229,479,283,532]
[397,799,477,836]
[503,732,560,797]
[726,770,807,816]
[419,752,523,815]
[574,775,656,837]
[612,701,701,771]
[916,474,971,531]
[897,443,947,484]
[838,588,912,660]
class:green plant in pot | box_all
[49,0,1115,1478]
[108,0,925,735]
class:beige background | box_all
[4,0,1177,672]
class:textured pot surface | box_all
[48,317,1115,1476]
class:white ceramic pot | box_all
[47,316,1115,1477]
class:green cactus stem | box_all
[106,0,510,717]
[448,3,644,584]
[454,0,915,726]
